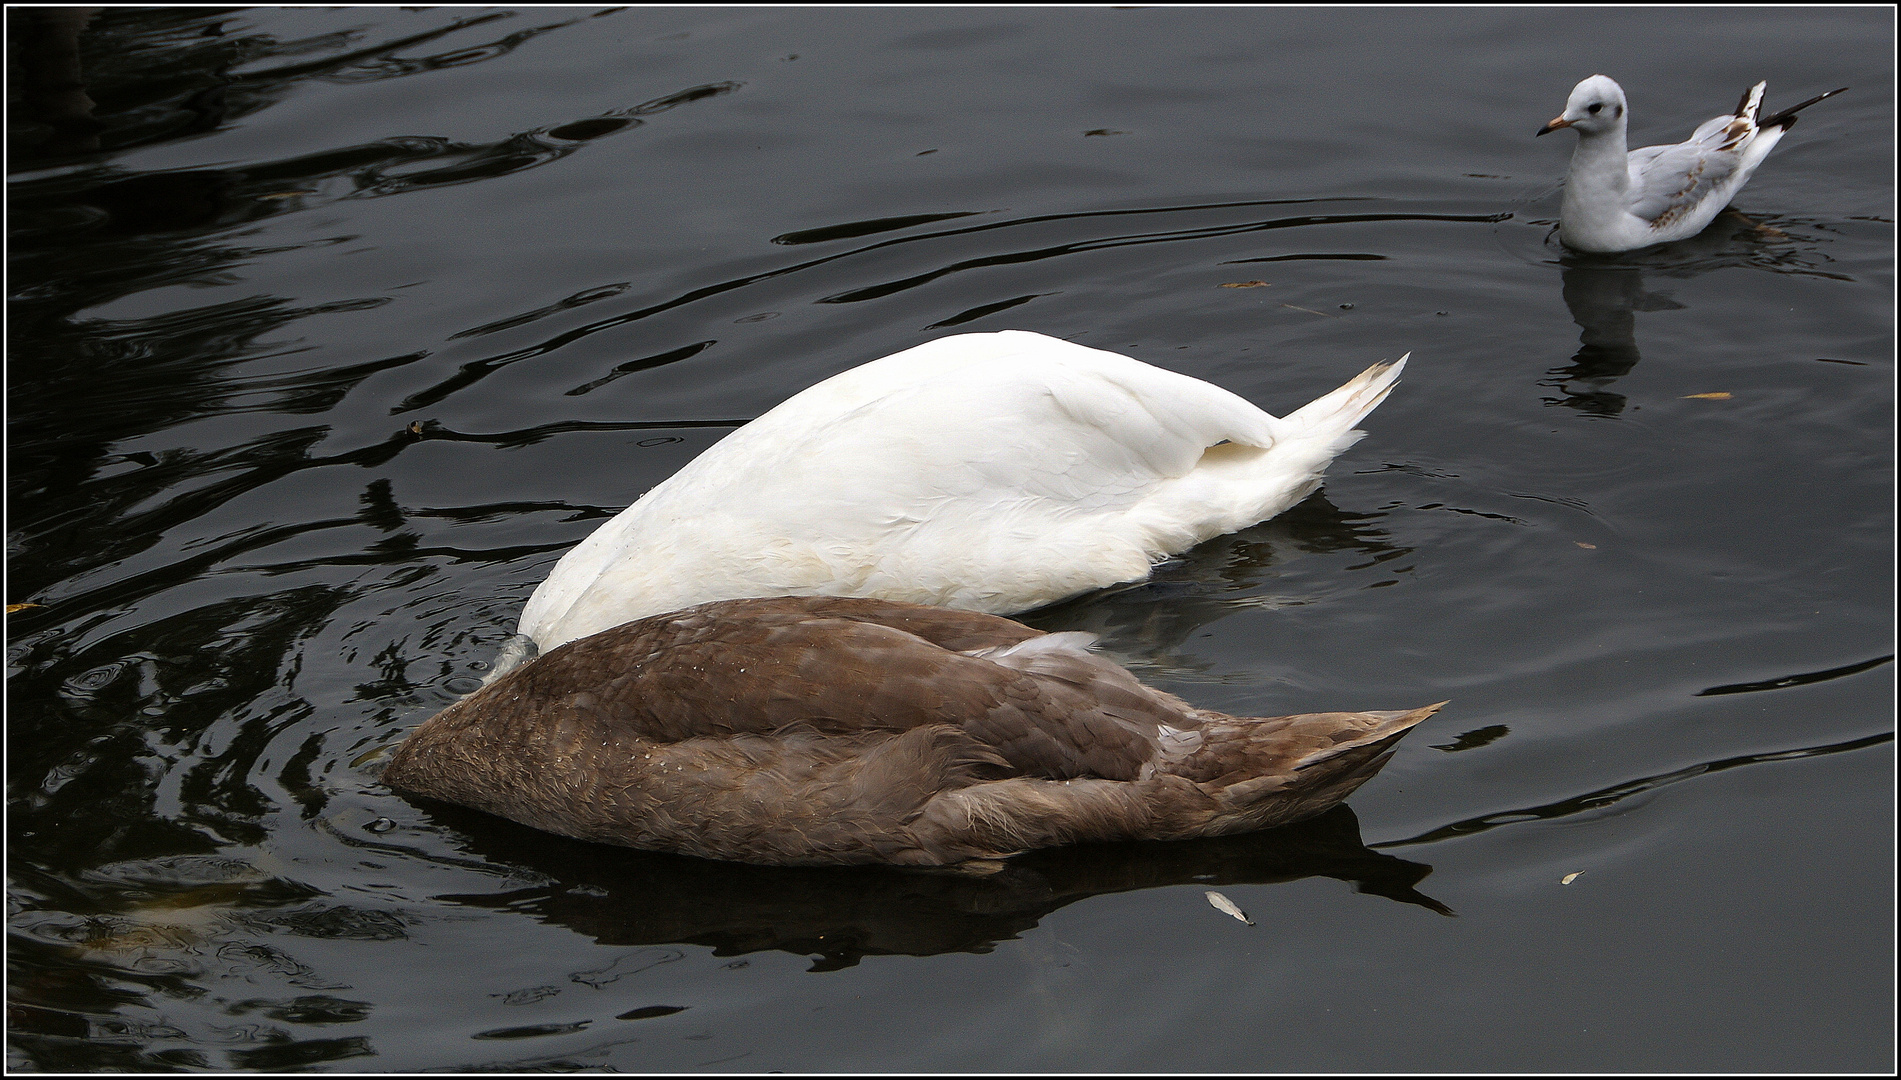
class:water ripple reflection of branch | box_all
[1373,730,1894,850]
[401,199,1501,412]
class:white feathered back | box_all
[518,330,1403,650]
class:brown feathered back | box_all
[384,596,1442,866]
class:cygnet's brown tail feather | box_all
[902,702,1445,863]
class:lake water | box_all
[7,5,1893,1072]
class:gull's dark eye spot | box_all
[1588,103,1603,114]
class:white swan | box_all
[1538,75,1847,253]
[511,330,1406,660]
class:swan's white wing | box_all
[520,332,1291,644]
[770,330,1280,449]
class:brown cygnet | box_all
[384,596,1443,867]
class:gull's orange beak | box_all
[1537,115,1573,137]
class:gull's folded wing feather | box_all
[1627,142,1741,226]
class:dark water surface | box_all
[7,5,1893,1072]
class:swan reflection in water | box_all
[1022,491,1409,670]
[419,802,1450,972]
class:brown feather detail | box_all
[383,597,1442,866]
[1650,157,1709,227]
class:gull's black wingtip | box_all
[1760,86,1849,130]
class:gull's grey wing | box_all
[1626,143,1673,173]
[1626,141,1742,226]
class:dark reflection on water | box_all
[1547,265,1665,416]
[1537,208,1865,416]
[812,209,1512,304]
[1379,730,1897,850]
[419,804,1451,973]
[1021,493,1408,665]
[1697,654,1895,697]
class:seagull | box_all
[1538,75,1847,253]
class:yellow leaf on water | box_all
[6,603,41,613]
[1218,280,1271,288]
[1561,872,1582,885]
[1683,392,1732,400]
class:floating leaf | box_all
[1574,542,1596,549]
[1218,280,1271,288]
[1683,392,1732,400]
[1204,890,1254,925]
[6,602,41,613]
[1561,872,1582,885]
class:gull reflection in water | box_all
[1545,262,1684,417]
[1542,207,1849,417]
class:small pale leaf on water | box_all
[1561,872,1582,885]
[1574,542,1596,549]
[7,603,42,613]
[1218,280,1271,288]
[1280,303,1337,317]
[1683,392,1732,400]
[1205,890,1254,925]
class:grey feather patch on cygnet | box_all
[382,596,1445,867]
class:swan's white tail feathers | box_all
[1284,353,1408,438]
[1125,352,1410,552]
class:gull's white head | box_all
[1538,74,1627,138]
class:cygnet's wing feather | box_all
[494,598,1195,781]
[735,595,1045,653]
[520,331,1311,646]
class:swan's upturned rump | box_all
[514,331,1408,654]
